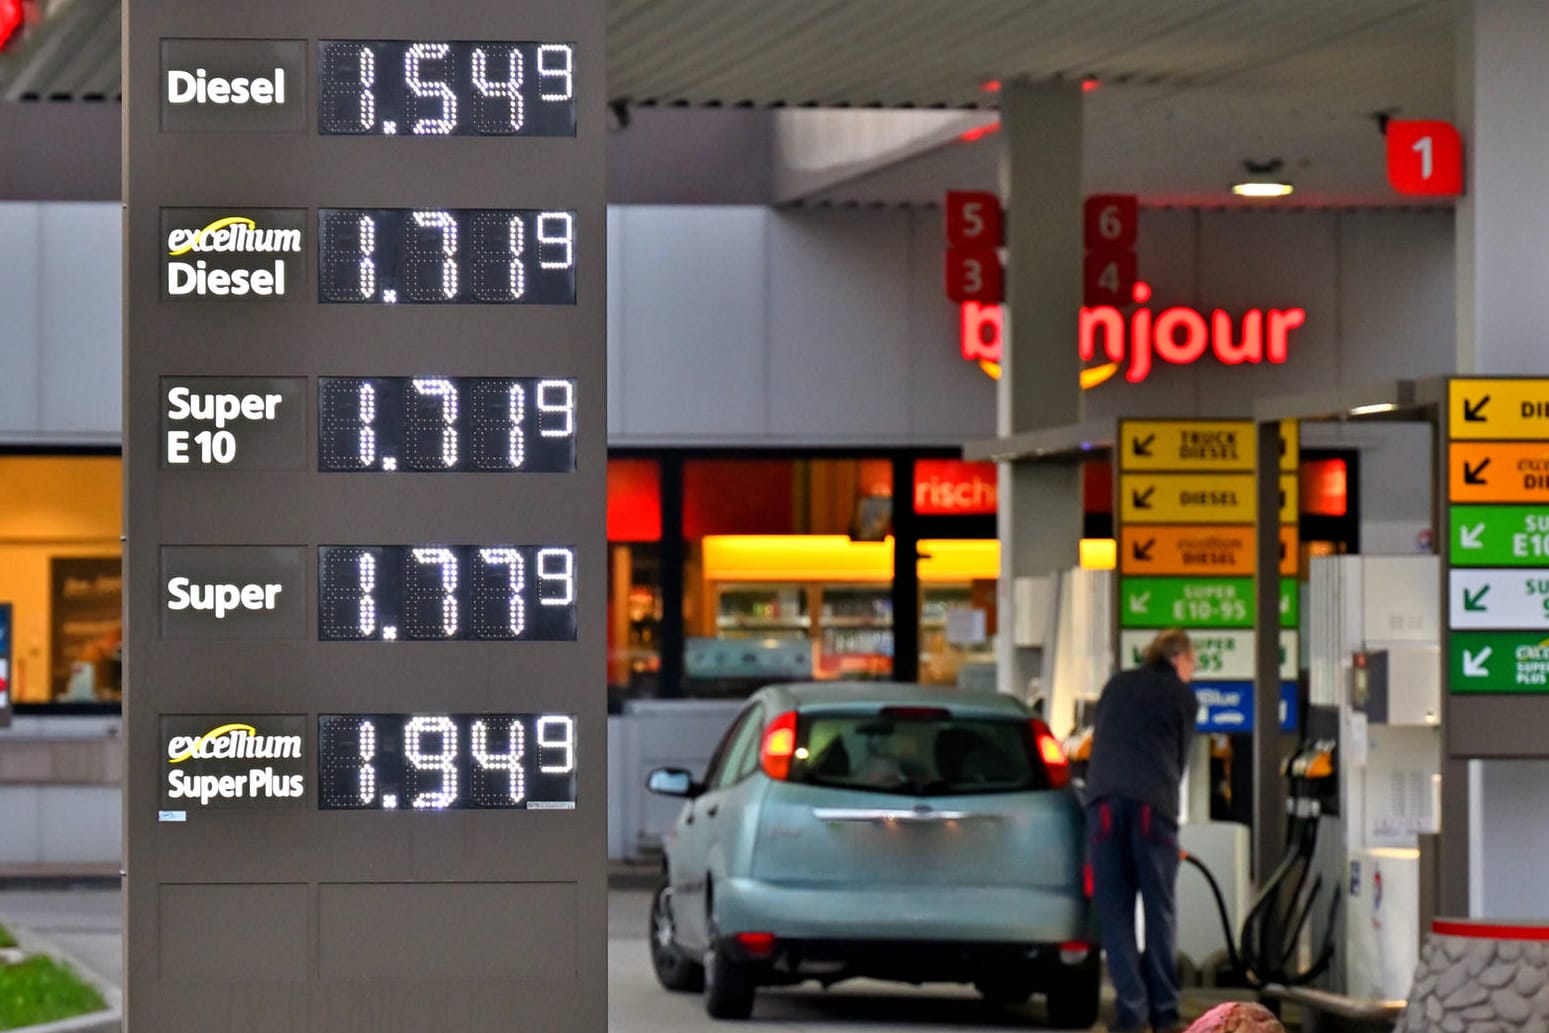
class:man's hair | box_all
[1142,628,1193,666]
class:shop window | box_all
[0,456,123,707]
[607,459,662,706]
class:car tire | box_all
[973,967,1035,1006]
[649,879,704,992]
[703,921,757,1020]
[1044,958,1101,1029]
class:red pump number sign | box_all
[1386,120,1464,196]
[944,191,1004,304]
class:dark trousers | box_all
[1086,797,1181,1032]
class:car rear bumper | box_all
[713,877,1091,945]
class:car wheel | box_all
[649,879,704,992]
[973,967,1035,1006]
[702,920,757,1020]
[1044,958,1101,1029]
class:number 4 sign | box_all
[1387,120,1464,196]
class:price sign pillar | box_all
[124,0,605,1030]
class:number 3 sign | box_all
[1386,120,1464,196]
[944,191,1004,303]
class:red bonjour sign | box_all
[945,191,1003,247]
[1386,120,1463,197]
[915,459,997,515]
[0,0,22,51]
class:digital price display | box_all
[319,41,576,137]
[319,208,576,305]
[318,714,577,810]
[319,377,576,472]
[319,545,577,641]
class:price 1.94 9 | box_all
[318,713,577,810]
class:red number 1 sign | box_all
[1386,120,1463,197]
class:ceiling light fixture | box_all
[1232,158,1293,199]
[1348,402,1398,416]
[1232,181,1295,198]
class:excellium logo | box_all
[162,717,306,807]
[161,209,304,300]
[960,281,1307,388]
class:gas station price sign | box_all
[127,0,604,1028]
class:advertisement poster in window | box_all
[49,558,123,702]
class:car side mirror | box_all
[646,767,701,798]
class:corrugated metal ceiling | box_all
[0,0,1455,205]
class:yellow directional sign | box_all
[1120,421,1255,471]
[1450,379,1549,441]
[1120,472,1297,523]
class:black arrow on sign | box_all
[1279,539,1287,562]
[1463,395,1491,422]
[1464,458,1491,485]
[1132,538,1156,562]
[1463,584,1490,612]
[1132,433,1155,458]
[1132,486,1156,509]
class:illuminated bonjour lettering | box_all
[961,281,1306,387]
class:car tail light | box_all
[1059,941,1091,965]
[1082,861,1094,899]
[761,710,799,781]
[735,931,777,958]
[1031,718,1070,788]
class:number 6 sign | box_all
[1386,120,1464,196]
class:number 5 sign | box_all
[1387,120,1464,196]
[944,191,1004,303]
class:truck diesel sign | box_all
[125,0,604,1030]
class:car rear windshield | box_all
[791,711,1048,796]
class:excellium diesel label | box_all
[159,39,306,132]
[161,716,307,809]
[160,208,305,301]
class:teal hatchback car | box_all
[646,683,1099,1025]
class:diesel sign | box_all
[159,39,305,132]
[160,716,307,810]
[160,209,305,301]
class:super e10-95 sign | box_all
[319,208,576,304]
[320,40,575,137]
[318,713,577,810]
[319,545,577,641]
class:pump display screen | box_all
[319,377,576,472]
[318,208,576,304]
[319,41,576,137]
[318,713,577,809]
[319,545,577,641]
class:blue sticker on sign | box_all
[1192,680,1297,734]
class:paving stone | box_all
[1517,967,1546,998]
[1495,988,1533,1024]
[1482,964,1518,989]
[1448,984,1491,1010]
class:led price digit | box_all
[319,41,576,137]
[319,714,578,810]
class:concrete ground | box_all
[0,884,1270,1032]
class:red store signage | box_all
[915,459,997,515]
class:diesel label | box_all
[159,39,305,132]
[161,210,304,299]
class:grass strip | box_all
[0,954,108,1030]
[0,925,13,950]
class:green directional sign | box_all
[1451,505,1549,566]
[1120,577,1299,630]
[1451,631,1549,693]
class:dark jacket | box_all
[1083,658,1198,822]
